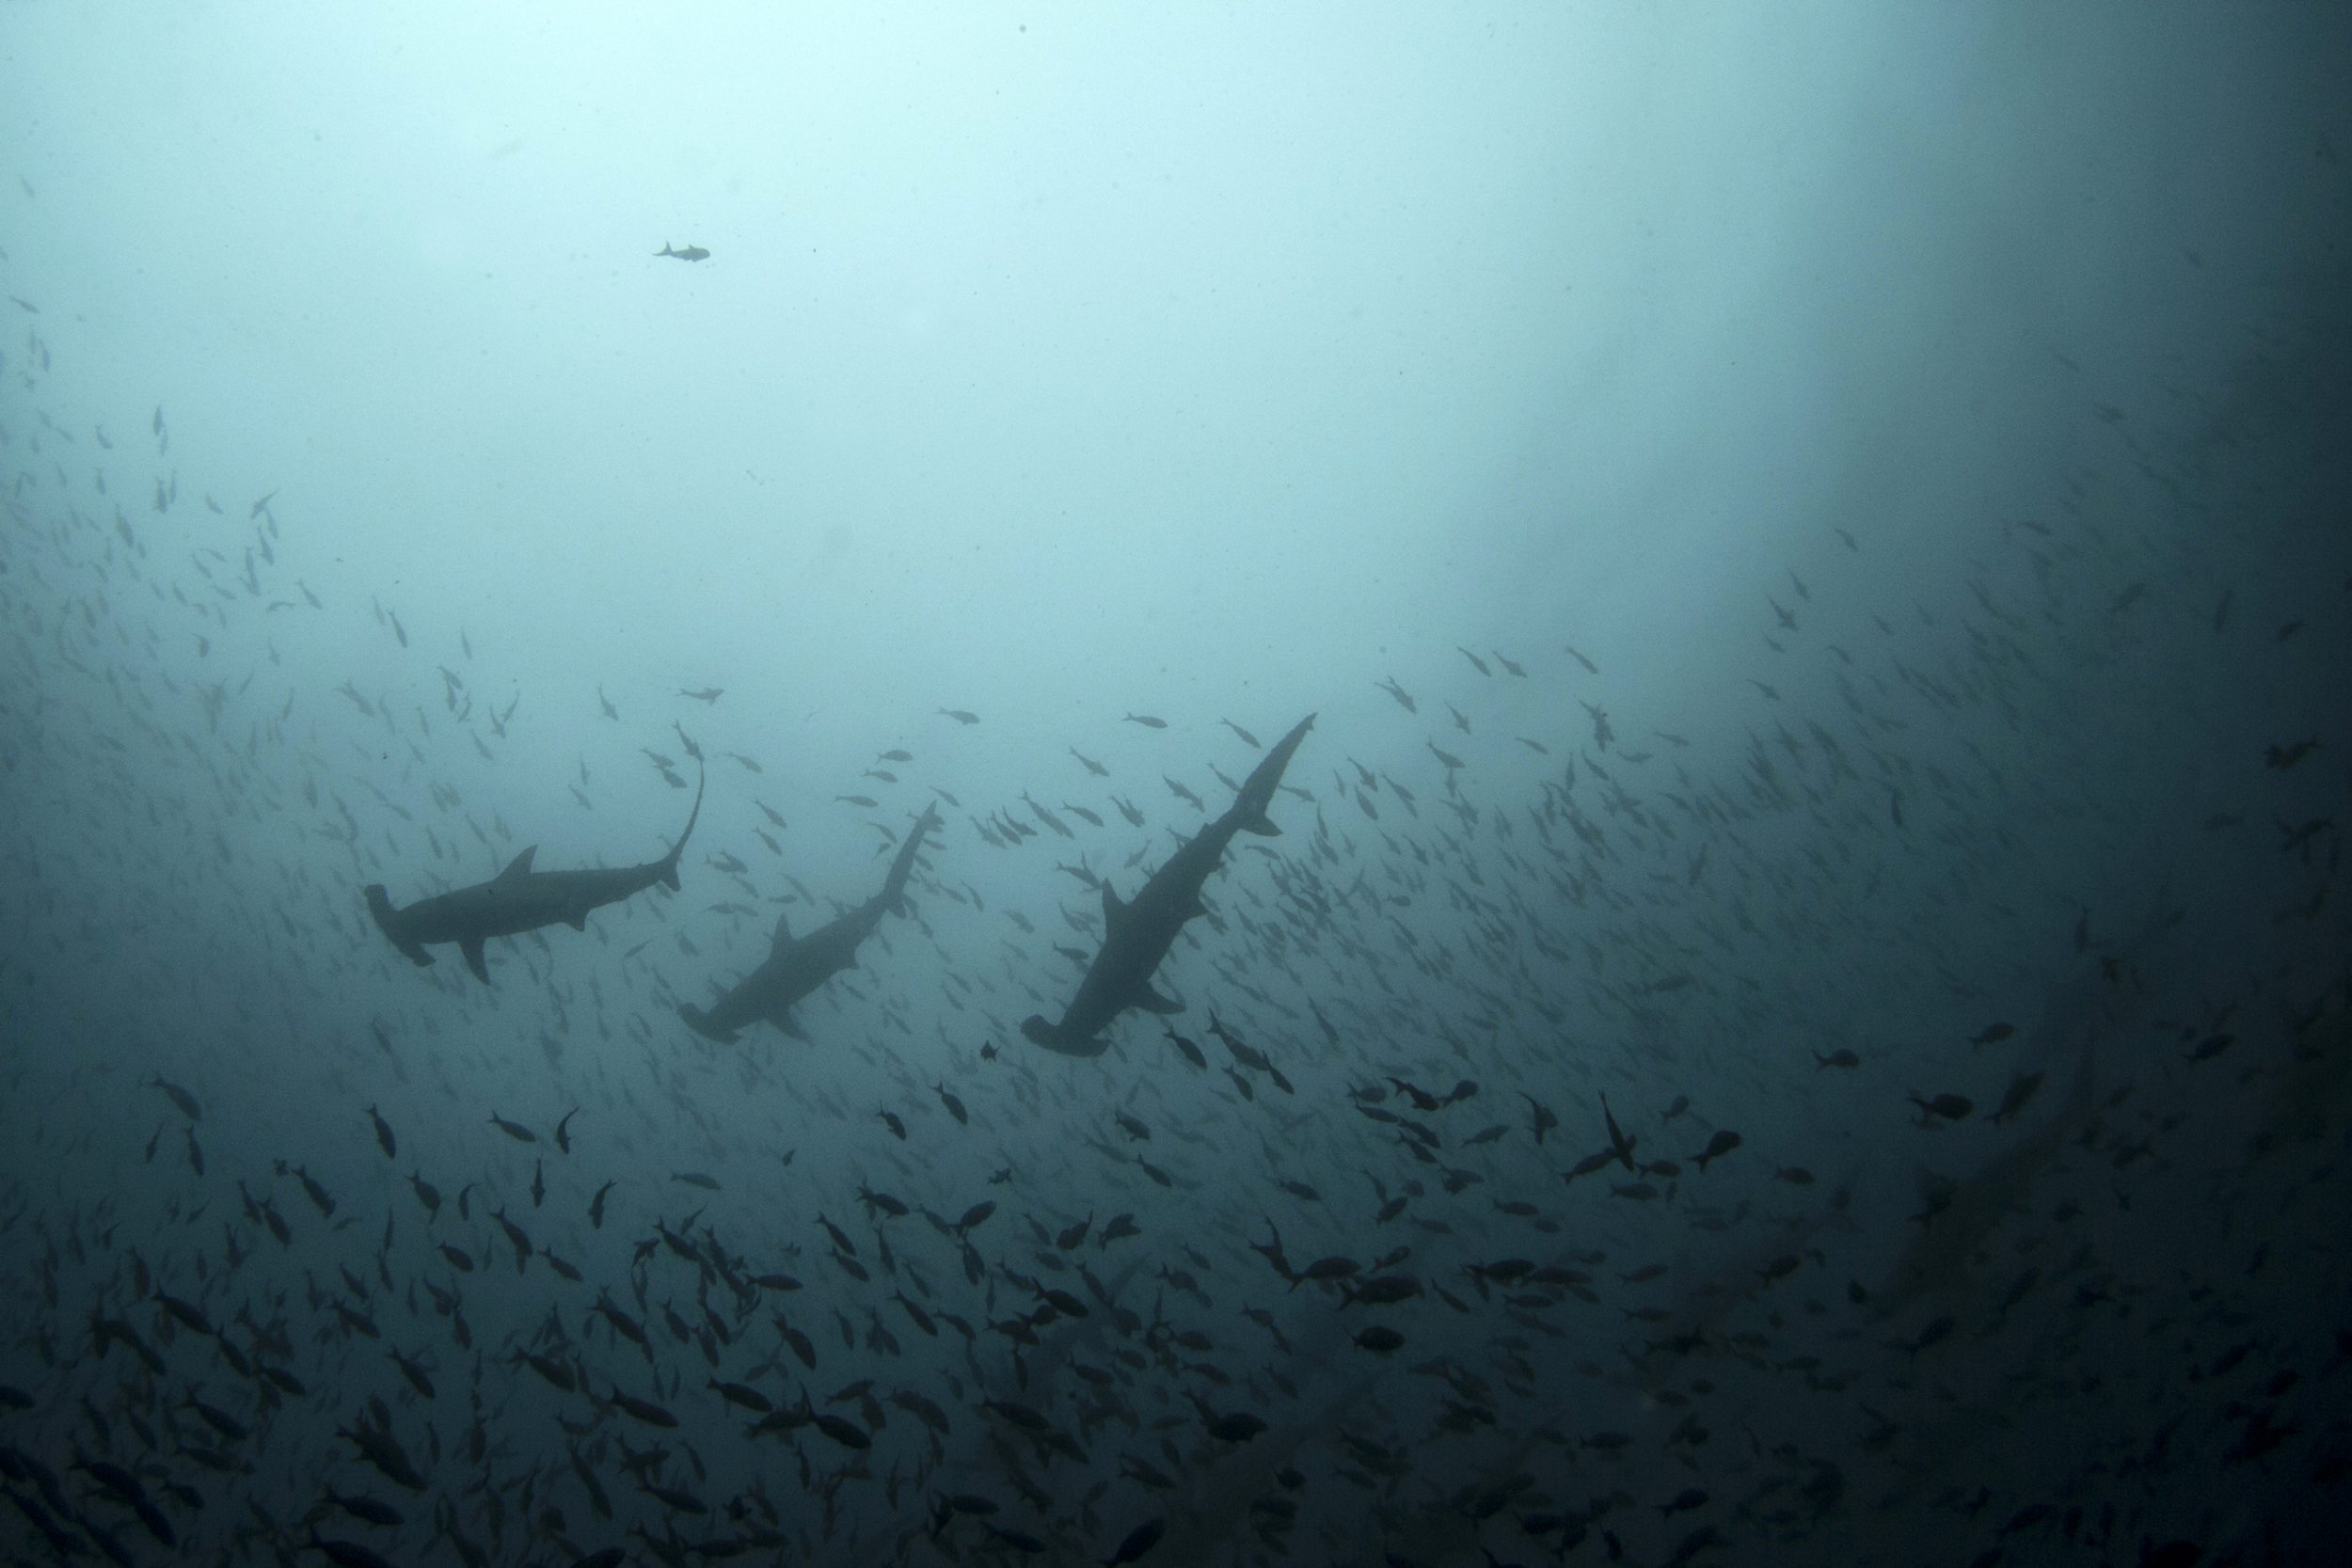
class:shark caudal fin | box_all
[882,803,938,911]
[1232,712,1314,835]
[363,886,434,968]
[659,760,707,892]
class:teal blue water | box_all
[3,7,2348,1564]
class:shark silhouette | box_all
[1023,714,1312,1056]
[366,763,704,983]
[680,803,937,1043]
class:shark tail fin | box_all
[363,885,434,968]
[660,758,707,891]
[883,803,937,912]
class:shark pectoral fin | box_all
[659,861,682,894]
[564,911,588,931]
[460,939,490,984]
[772,1010,808,1041]
[1238,812,1282,837]
[1025,1018,1106,1058]
[497,846,538,881]
[1135,983,1184,1015]
[679,1006,737,1044]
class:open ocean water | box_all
[2,6,2349,1565]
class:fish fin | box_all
[771,911,793,944]
[1135,983,1184,1015]
[1101,883,1124,924]
[497,846,537,881]
[461,939,489,984]
[772,1009,807,1041]
[660,761,704,894]
[679,1006,736,1044]
[564,911,587,931]
[1238,811,1282,837]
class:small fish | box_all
[2185,1032,2235,1062]
[679,687,724,704]
[1104,1516,1168,1566]
[938,708,980,724]
[1124,713,1168,729]
[655,243,710,261]
[554,1108,579,1153]
[1814,1049,1861,1069]
[1375,676,1416,713]
[1219,718,1261,748]
[1909,1091,1974,1123]
[1658,1486,1709,1518]
[1688,1130,1741,1172]
[366,1105,397,1159]
[1164,1028,1207,1070]
[1969,1022,2015,1047]
[149,1075,203,1123]
[607,1386,680,1427]
[1992,1071,2046,1123]
[488,1111,536,1143]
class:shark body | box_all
[680,805,937,1043]
[366,765,703,983]
[1022,714,1313,1057]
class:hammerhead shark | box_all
[366,763,704,983]
[1023,714,1313,1056]
[680,803,938,1043]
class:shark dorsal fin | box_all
[498,846,538,881]
[1101,883,1125,924]
[771,910,794,945]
